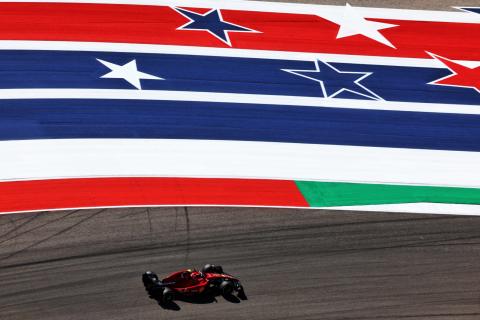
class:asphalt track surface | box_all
[268,0,480,10]
[0,207,480,320]
[1,1,480,319]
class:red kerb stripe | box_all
[0,3,477,60]
[0,177,309,213]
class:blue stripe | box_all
[1,99,479,152]
[0,50,478,105]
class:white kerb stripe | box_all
[329,203,480,215]
[0,89,478,115]
[1,139,479,188]
[1,203,480,216]
[2,41,479,68]
[0,0,478,23]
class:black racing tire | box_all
[148,285,163,297]
[162,288,174,304]
[142,271,158,287]
[220,280,234,296]
[202,264,214,273]
[202,264,224,274]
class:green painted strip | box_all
[295,181,480,207]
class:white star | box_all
[323,3,398,48]
[97,58,164,90]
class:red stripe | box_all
[0,3,478,60]
[0,178,309,213]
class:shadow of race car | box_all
[142,264,247,305]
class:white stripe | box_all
[1,203,480,216]
[0,89,478,115]
[0,0,478,23]
[2,40,479,68]
[329,203,480,215]
[1,139,479,188]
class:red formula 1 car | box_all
[142,264,247,304]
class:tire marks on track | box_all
[0,208,479,320]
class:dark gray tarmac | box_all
[266,0,480,10]
[1,207,479,320]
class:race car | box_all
[142,264,247,304]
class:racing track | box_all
[1,207,480,320]
[271,0,480,10]
[1,1,480,319]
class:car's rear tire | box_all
[162,288,174,304]
[142,271,158,287]
[220,280,234,296]
[202,264,224,274]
